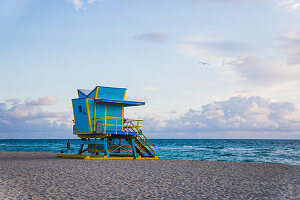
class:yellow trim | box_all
[104,116,122,119]
[105,124,123,127]
[123,89,127,100]
[125,118,144,121]
[122,104,124,131]
[105,104,107,132]
[93,102,96,131]
[95,86,99,98]
[76,134,109,139]
[85,98,93,133]
[76,132,95,134]
[93,87,99,132]
[57,154,158,159]
[72,100,77,133]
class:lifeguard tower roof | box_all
[77,86,145,107]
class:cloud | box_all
[177,37,252,59]
[276,0,300,11]
[0,97,72,138]
[227,56,300,87]
[218,32,300,88]
[176,37,253,68]
[176,34,300,90]
[134,32,168,43]
[181,40,251,56]
[25,96,57,106]
[69,0,99,10]
[277,32,300,65]
[70,0,83,10]
[143,96,300,137]
[5,98,20,105]
[143,117,162,132]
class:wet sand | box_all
[0,151,299,199]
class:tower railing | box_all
[123,118,143,133]
[123,118,156,154]
[94,116,123,134]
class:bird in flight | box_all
[198,61,210,66]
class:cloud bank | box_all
[1,96,299,139]
[0,97,72,138]
[25,96,57,106]
[143,96,300,138]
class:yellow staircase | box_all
[123,119,156,157]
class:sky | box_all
[0,0,300,139]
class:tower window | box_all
[78,106,82,113]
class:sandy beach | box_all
[0,151,299,199]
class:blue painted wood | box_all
[87,88,96,98]
[107,104,122,116]
[87,99,94,131]
[130,138,137,157]
[73,99,90,133]
[103,138,109,157]
[97,87,125,100]
[78,90,87,98]
[94,98,145,107]
[73,86,144,135]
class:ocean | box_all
[0,139,299,165]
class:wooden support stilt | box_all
[104,138,109,157]
[78,144,84,154]
[130,138,137,158]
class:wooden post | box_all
[130,138,137,158]
[78,144,84,154]
[104,138,109,157]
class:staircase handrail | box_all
[140,132,156,148]
[137,135,155,154]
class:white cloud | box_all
[70,0,83,10]
[227,56,300,87]
[134,32,169,43]
[276,32,300,65]
[5,98,20,105]
[25,96,57,106]
[176,33,300,90]
[143,96,300,136]
[276,0,300,11]
[69,0,99,10]
[176,37,252,62]
[0,97,71,137]
[88,0,97,3]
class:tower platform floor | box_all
[56,154,158,159]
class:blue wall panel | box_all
[73,99,90,133]
[95,103,105,119]
[107,104,122,117]
[97,87,125,100]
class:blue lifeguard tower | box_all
[59,86,157,159]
